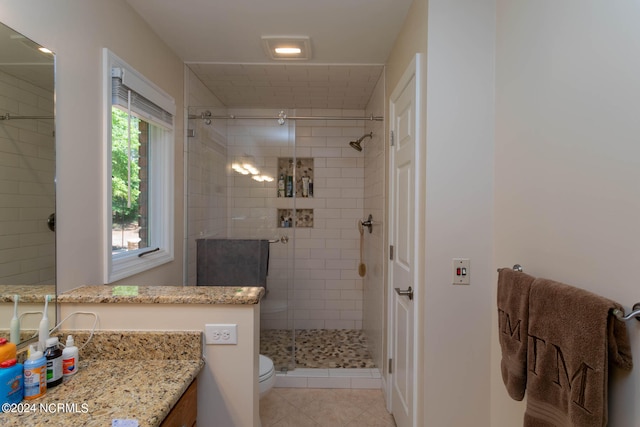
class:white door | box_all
[388,54,421,427]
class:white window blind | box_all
[111,67,174,128]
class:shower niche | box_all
[277,208,313,228]
[276,157,313,198]
[276,157,314,228]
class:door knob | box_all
[395,286,413,300]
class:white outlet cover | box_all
[205,324,238,345]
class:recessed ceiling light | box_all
[262,36,311,61]
[38,47,53,54]
[275,47,302,55]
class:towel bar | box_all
[269,235,289,244]
[496,264,523,273]
[612,303,640,322]
[498,264,640,322]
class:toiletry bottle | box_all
[44,337,63,388]
[278,174,285,197]
[62,335,79,383]
[286,174,293,197]
[302,173,309,197]
[308,178,313,197]
[0,359,23,405]
[0,338,16,363]
[23,345,46,400]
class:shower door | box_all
[185,107,296,371]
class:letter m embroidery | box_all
[499,309,522,342]
[552,344,595,414]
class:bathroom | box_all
[3,0,640,426]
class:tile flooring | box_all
[260,387,397,427]
[260,329,376,370]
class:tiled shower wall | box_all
[225,108,366,329]
[0,70,55,285]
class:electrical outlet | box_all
[205,324,238,345]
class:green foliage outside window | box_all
[111,107,141,224]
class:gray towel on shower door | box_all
[196,238,269,288]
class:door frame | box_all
[386,53,423,426]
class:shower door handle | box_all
[395,286,413,300]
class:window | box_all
[103,49,175,283]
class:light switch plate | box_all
[452,258,470,285]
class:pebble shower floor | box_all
[260,329,376,370]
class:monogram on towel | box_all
[523,278,632,427]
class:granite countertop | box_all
[0,285,56,303]
[2,330,204,427]
[58,285,264,305]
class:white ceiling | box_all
[126,0,413,109]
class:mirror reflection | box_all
[0,21,56,345]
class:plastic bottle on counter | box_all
[0,358,23,405]
[44,337,63,388]
[23,345,46,400]
[62,335,79,383]
[0,338,16,363]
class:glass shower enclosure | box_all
[186,107,297,371]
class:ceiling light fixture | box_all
[262,36,311,61]
[275,47,301,55]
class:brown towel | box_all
[497,268,537,400]
[524,278,633,427]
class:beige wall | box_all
[0,0,186,292]
[493,1,640,425]
[423,0,495,425]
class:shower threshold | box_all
[275,367,382,389]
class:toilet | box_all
[259,354,276,398]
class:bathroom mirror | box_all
[0,21,56,346]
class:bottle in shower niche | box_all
[44,337,63,388]
[308,177,313,197]
[278,174,285,197]
[302,173,310,197]
[286,174,293,197]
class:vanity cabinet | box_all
[161,378,198,427]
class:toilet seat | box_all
[258,354,276,398]
[259,354,275,382]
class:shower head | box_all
[349,132,373,152]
